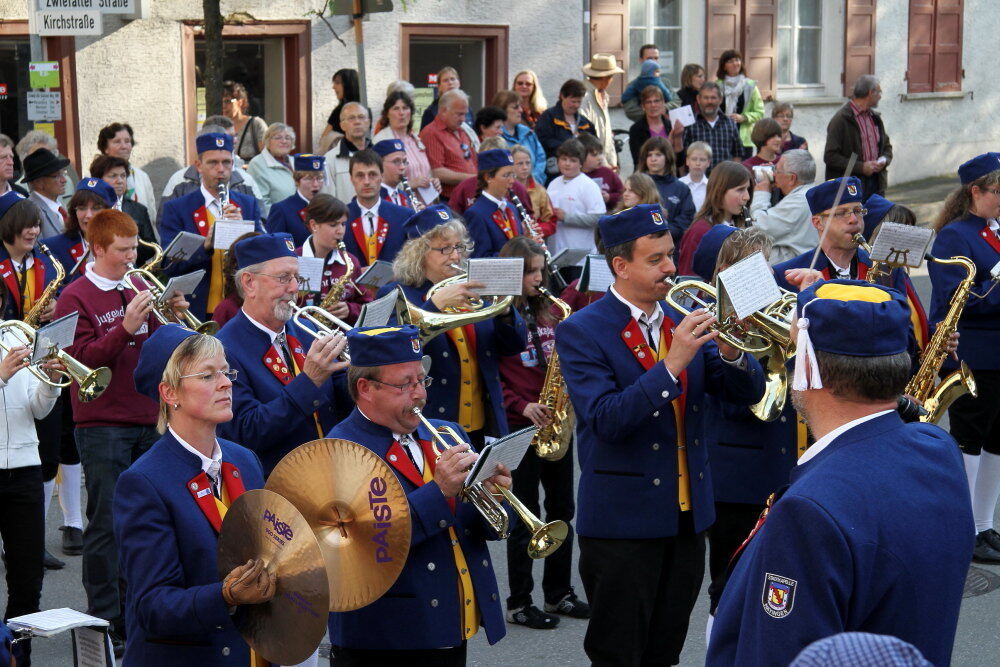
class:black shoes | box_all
[43,549,65,570]
[973,529,1000,563]
[544,591,592,619]
[506,604,560,629]
[60,526,83,556]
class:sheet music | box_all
[73,626,114,667]
[551,247,591,269]
[298,257,326,293]
[466,258,524,296]
[8,608,109,637]
[717,252,781,320]
[418,185,438,205]
[31,312,79,364]
[156,270,206,305]
[357,289,400,327]
[164,231,205,263]
[466,426,536,486]
[356,260,395,288]
[668,104,697,127]
[580,254,614,293]
[869,222,934,268]
[212,220,255,251]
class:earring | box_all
[173,403,179,409]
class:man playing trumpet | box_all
[327,324,510,666]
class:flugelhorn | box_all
[411,407,567,558]
[124,262,219,335]
[287,301,351,363]
[0,319,111,402]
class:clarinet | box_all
[740,204,753,228]
[510,190,566,291]
[217,181,229,209]
[398,174,425,212]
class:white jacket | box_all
[0,335,61,470]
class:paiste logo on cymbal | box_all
[263,508,295,542]
[368,477,394,563]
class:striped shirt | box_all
[849,100,880,162]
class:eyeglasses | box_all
[179,369,239,383]
[272,134,294,142]
[342,114,369,123]
[300,173,325,183]
[255,272,305,286]
[829,207,868,220]
[429,243,467,256]
[386,158,409,167]
[371,377,433,392]
[983,189,1000,197]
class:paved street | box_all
[7,178,1000,665]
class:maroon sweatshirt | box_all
[499,309,557,429]
[585,165,624,211]
[55,275,160,428]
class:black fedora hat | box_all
[23,148,70,182]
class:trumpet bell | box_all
[71,360,113,403]
[195,320,220,335]
[527,519,569,560]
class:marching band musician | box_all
[160,132,264,321]
[378,205,527,447]
[497,237,588,630]
[556,204,764,666]
[464,149,526,258]
[707,280,973,666]
[929,152,1000,563]
[294,193,371,325]
[216,233,350,473]
[54,209,190,653]
[42,179,114,283]
[0,192,58,323]
[772,176,930,350]
[326,325,511,665]
[265,153,329,247]
[343,149,413,268]
[115,324,273,666]
[373,139,416,209]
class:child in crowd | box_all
[511,144,557,237]
[679,141,711,213]
[546,139,605,281]
[622,59,674,121]
[577,133,623,211]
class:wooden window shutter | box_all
[744,0,777,100]
[706,0,742,79]
[932,0,963,92]
[907,0,935,93]
[844,0,877,97]
[589,0,628,105]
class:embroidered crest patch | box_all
[762,573,796,618]
[437,209,449,220]
[215,136,225,147]
[411,338,421,353]
[847,184,858,196]
[651,211,664,225]
[285,238,295,251]
[87,179,98,187]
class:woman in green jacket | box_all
[716,50,764,160]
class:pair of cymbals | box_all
[218,438,411,664]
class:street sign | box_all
[37,0,136,15]
[29,62,60,89]
[34,10,103,36]
[26,91,62,121]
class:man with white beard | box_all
[216,232,350,473]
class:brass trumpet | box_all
[287,301,351,363]
[0,319,111,402]
[411,407,567,558]
[124,255,219,335]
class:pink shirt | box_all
[849,100,880,162]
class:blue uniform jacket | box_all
[0,244,58,321]
[326,408,507,650]
[773,247,930,355]
[265,192,311,247]
[217,309,349,473]
[160,188,263,320]
[378,280,527,436]
[112,431,266,667]
[344,198,412,267]
[464,194,525,258]
[929,214,1000,371]
[556,290,765,538]
[41,230,87,288]
[708,412,973,667]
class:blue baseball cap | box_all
[133,323,199,401]
[806,177,865,215]
[346,325,423,367]
[75,178,117,208]
[403,204,458,239]
[233,232,297,270]
[598,204,669,248]
[196,132,234,155]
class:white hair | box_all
[781,149,816,185]
[439,89,470,112]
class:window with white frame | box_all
[777,0,822,86]
[628,0,682,89]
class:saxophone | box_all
[531,287,575,461]
[903,255,978,424]
[398,174,425,212]
[23,243,65,329]
[315,242,354,327]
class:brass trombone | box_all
[0,319,111,402]
[411,407,567,558]
[124,257,219,335]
